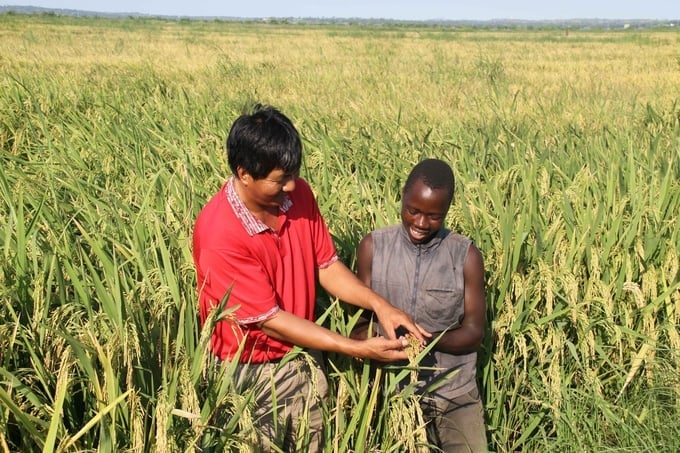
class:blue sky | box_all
[3,1,678,20]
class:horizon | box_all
[1,1,678,22]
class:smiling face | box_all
[401,178,451,244]
[238,166,297,211]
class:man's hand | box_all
[317,260,431,343]
[358,336,411,361]
[373,301,430,343]
[259,310,413,362]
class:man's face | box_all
[248,167,298,208]
[401,179,450,244]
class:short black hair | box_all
[226,104,302,179]
[403,158,455,204]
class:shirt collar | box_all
[225,176,293,236]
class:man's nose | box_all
[282,178,296,192]
[414,214,427,228]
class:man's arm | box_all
[355,233,373,286]
[429,243,487,354]
[350,233,377,340]
[318,256,430,343]
[258,310,410,361]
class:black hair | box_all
[403,158,455,204]
[226,104,302,179]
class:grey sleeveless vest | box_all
[371,224,478,398]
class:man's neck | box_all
[233,178,279,230]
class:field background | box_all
[1,14,679,452]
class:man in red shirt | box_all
[192,104,429,451]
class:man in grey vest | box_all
[352,158,488,452]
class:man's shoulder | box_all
[196,185,229,218]
[194,185,240,240]
[372,224,402,235]
[287,178,323,217]
[290,177,314,200]
[368,225,403,250]
[440,230,473,258]
[442,230,472,245]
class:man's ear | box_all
[236,167,252,186]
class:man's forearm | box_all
[430,325,483,354]
[259,310,361,355]
[318,261,381,310]
[259,310,412,361]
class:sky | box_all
[2,1,678,21]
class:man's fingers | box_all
[384,340,410,360]
[383,326,396,340]
[417,323,432,338]
[405,322,431,343]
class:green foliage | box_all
[1,14,679,452]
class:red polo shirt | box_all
[192,176,338,363]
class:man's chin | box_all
[408,231,436,244]
[408,228,429,243]
[271,196,287,207]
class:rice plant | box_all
[1,13,679,452]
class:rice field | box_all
[0,13,679,452]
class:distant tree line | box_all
[0,5,677,29]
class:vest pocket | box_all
[419,288,464,332]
